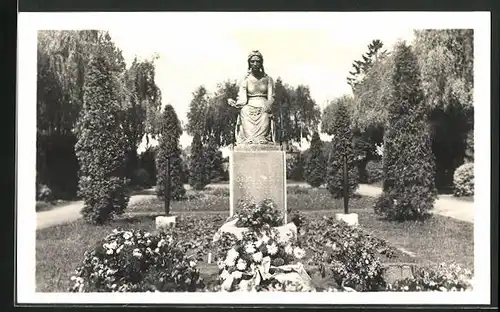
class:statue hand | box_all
[227,99,236,106]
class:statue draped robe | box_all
[234,73,275,145]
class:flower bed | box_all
[69,202,473,292]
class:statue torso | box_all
[246,75,269,98]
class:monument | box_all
[226,50,287,223]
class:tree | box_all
[326,99,359,198]
[188,133,210,190]
[304,132,326,187]
[156,104,186,206]
[347,39,387,93]
[186,85,210,136]
[374,41,437,221]
[204,135,225,183]
[413,29,474,189]
[121,57,163,186]
[74,53,129,224]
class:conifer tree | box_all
[188,133,210,190]
[304,131,326,187]
[74,53,129,224]
[156,104,186,204]
[326,100,359,198]
[374,41,437,221]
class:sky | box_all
[104,13,416,152]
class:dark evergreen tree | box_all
[304,131,326,187]
[74,53,129,224]
[374,41,437,221]
[204,135,225,183]
[326,100,359,198]
[156,105,186,203]
[188,133,210,190]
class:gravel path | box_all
[36,184,473,230]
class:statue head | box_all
[247,50,265,75]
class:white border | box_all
[17,11,491,305]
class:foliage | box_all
[132,169,152,189]
[138,146,157,186]
[69,228,205,292]
[156,105,186,202]
[286,145,304,181]
[234,199,284,231]
[304,132,326,188]
[374,41,437,221]
[204,135,225,183]
[303,216,397,291]
[37,184,54,202]
[386,262,473,292]
[188,133,210,190]
[453,162,474,197]
[74,53,129,225]
[347,39,387,92]
[365,160,384,184]
[326,98,359,198]
[186,86,210,136]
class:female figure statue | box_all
[228,50,276,145]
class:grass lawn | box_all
[36,188,474,292]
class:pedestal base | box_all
[155,215,177,230]
[335,213,359,226]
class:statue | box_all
[227,50,276,146]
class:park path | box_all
[36,194,155,230]
[36,183,474,230]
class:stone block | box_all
[229,148,287,222]
[155,215,177,230]
[335,213,359,226]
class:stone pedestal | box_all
[335,213,359,226]
[155,215,177,230]
[229,144,287,222]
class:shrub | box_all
[188,133,210,190]
[303,216,397,291]
[156,105,186,204]
[304,132,326,187]
[365,160,384,184]
[133,168,151,188]
[70,228,205,292]
[453,162,474,197]
[374,42,437,221]
[326,99,359,198]
[37,184,53,202]
[386,262,473,292]
[234,199,284,230]
[74,54,129,224]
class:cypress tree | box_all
[374,41,437,221]
[188,133,210,190]
[326,100,359,198]
[304,131,326,187]
[74,54,129,224]
[156,104,186,204]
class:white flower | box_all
[109,241,118,250]
[232,271,243,279]
[106,249,114,255]
[252,252,263,263]
[224,257,236,267]
[267,243,278,255]
[262,235,270,243]
[154,248,160,253]
[133,249,142,258]
[123,232,133,240]
[112,229,119,234]
[189,260,197,268]
[293,247,306,259]
[157,239,166,248]
[220,270,230,280]
[227,248,239,261]
[236,259,247,270]
[124,240,132,246]
[255,239,263,248]
[144,232,151,238]
[217,260,226,269]
[284,245,293,255]
[116,245,124,254]
[146,239,152,246]
[245,244,256,254]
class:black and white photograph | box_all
[16,11,491,305]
